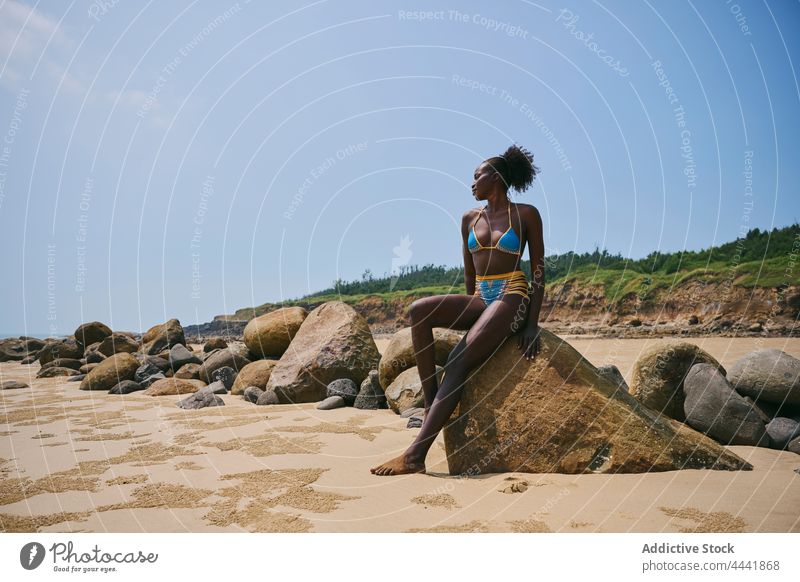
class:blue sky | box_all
[0,0,798,336]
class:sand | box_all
[1,336,799,533]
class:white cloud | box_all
[0,0,83,93]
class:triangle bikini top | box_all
[467,203,522,255]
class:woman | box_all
[370,144,546,476]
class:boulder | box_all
[37,366,80,378]
[1,380,29,390]
[243,306,308,358]
[226,341,255,361]
[168,344,202,370]
[80,352,139,391]
[353,370,387,410]
[243,386,264,404]
[204,337,228,352]
[378,327,462,390]
[108,380,144,395]
[0,338,42,362]
[231,360,277,395]
[177,390,225,410]
[79,363,100,374]
[84,344,106,363]
[765,417,800,450]
[683,364,769,446]
[266,301,380,403]
[143,378,205,396]
[73,321,112,348]
[385,365,445,414]
[443,329,751,475]
[728,349,800,406]
[326,378,358,405]
[37,338,82,365]
[198,349,251,383]
[174,362,202,380]
[256,390,280,406]
[140,318,185,356]
[39,358,83,372]
[317,396,345,410]
[629,340,724,421]
[210,367,236,391]
[97,333,140,357]
[788,435,800,455]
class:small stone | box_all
[256,390,280,406]
[134,363,162,384]
[138,372,166,389]
[353,370,388,410]
[766,417,800,450]
[67,374,86,382]
[1,380,29,390]
[108,380,144,395]
[211,366,236,390]
[401,407,425,419]
[326,378,358,405]
[406,416,423,429]
[177,390,225,410]
[204,380,228,395]
[317,395,346,410]
[243,386,264,404]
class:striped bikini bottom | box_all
[474,270,530,306]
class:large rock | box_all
[39,358,83,372]
[683,364,769,446]
[140,318,186,356]
[326,378,358,405]
[0,338,44,362]
[385,365,445,414]
[37,366,80,378]
[443,329,750,475]
[97,333,140,357]
[168,344,202,370]
[177,389,225,409]
[37,338,83,365]
[728,349,800,406]
[80,352,139,391]
[231,360,278,395]
[765,417,800,450]
[198,348,251,383]
[629,340,724,421]
[174,363,202,380]
[73,321,112,348]
[378,327,462,390]
[243,306,307,358]
[265,301,381,403]
[143,378,205,396]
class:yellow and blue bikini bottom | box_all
[474,270,530,306]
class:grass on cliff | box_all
[230,223,798,318]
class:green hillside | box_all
[230,223,799,319]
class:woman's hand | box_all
[517,323,541,361]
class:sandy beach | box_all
[1,336,799,533]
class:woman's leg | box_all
[371,292,529,475]
[408,294,486,412]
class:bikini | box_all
[467,204,530,306]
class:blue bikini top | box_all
[467,204,522,255]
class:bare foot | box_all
[370,454,426,476]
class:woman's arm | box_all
[462,211,476,296]
[518,205,545,360]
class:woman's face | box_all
[471,162,496,200]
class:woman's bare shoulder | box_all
[513,202,542,221]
